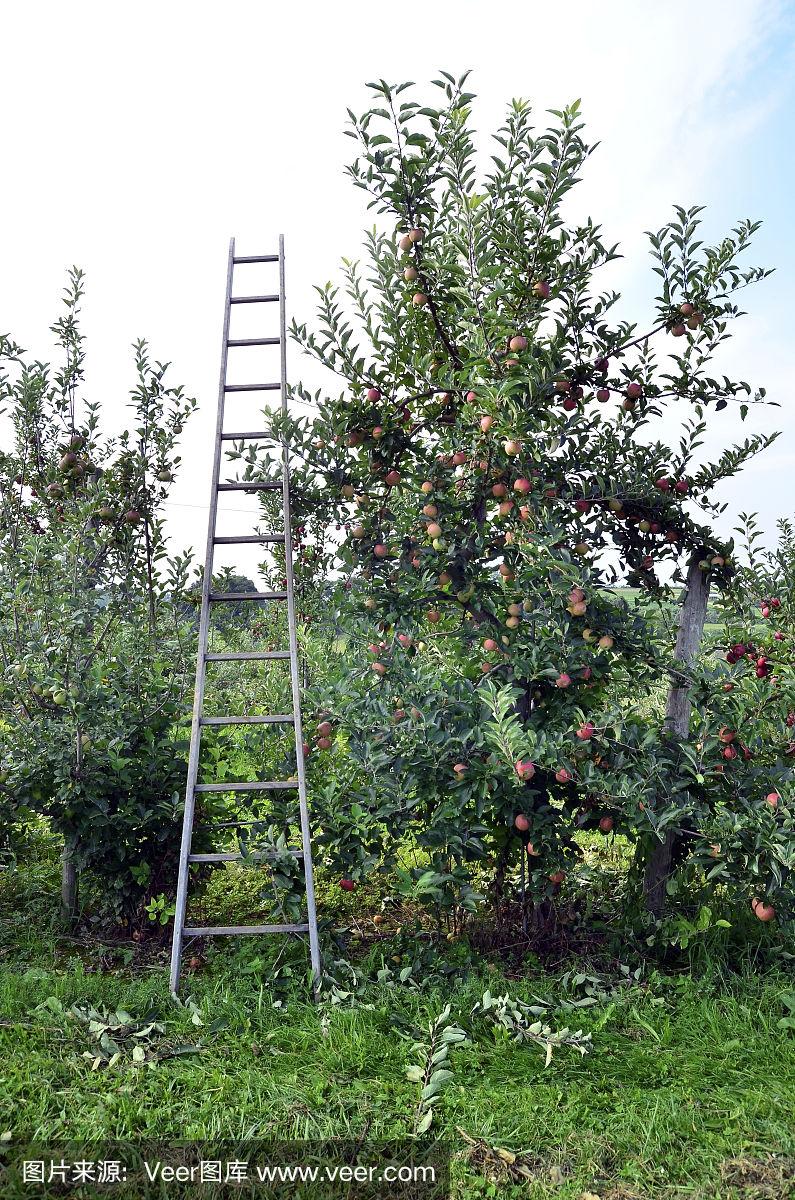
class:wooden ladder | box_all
[169,237,321,994]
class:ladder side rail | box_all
[169,237,236,993]
[278,234,322,985]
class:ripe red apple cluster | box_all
[669,301,706,336]
[724,640,774,678]
[312,716,336,753]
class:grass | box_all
[2,861,795,1198]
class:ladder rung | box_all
[205,651,290,661]
[233,255,279,264]
[200,715,294,726]
[188,850,303,863]
[209,591,287,602]
[213,534,285,544]
[184,923,310,937]
[217,481,282,491]
[194,781,298,793]
[230,294,279,305]
[220,432,272,441]
[227,338,281,347]
[189,854,305,864]
[224,383,281,392]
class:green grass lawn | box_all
[2,863,795,1199]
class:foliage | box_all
[471,989,592,1065]
[241,76,788,937]
[405,1003,469,1134]
[0,269,197,918]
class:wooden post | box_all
[60,838,79,924]
[643,552,710,917]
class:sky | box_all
[2,0,794,578]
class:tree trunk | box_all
[60,838,79,924]
[643,553,710,918]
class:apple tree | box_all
[0,269,199,921]
[243,75,788,935]
[672,515,795,929]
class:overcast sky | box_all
[2,0,793,576]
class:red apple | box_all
[385,470,401,486]
[596,388,610,402]
[513,478,531,494]
[480,415,493,432]
[555,767,572,784]
[555,673,572,688]
[626,382,643,400]
[766,792,780,808]
[483,638,499,653]
[339,878,356,891]
[514,813,530,831]
[515,759,535,780]
[598,816,614,834]
[509,335,528,352]
[752,898,775,921]
[576,722,595,740]
[412,293,428,307]
[366,387,381,402]
[503,439,521,456]
[532,280,550,299]
[674,479,689,495]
